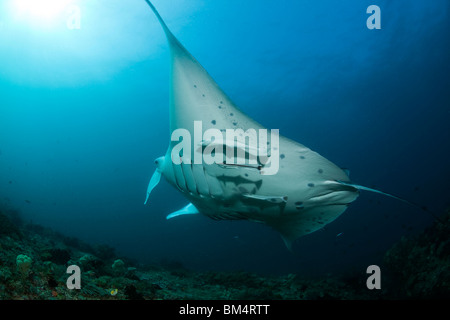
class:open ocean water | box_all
[0,0,449,279]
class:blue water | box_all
[0,0,449,276]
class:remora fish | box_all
[142,1,426,249]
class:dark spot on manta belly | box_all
[230,113,234,116]
[202,94,205,97]
[318,169,323,174]
[280,154,285,159]
[211,120,216,125]
[193,85,197,88]
[308,183,315,187]
[233,122,237,126]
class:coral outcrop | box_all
[0,204,448,299]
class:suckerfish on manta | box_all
[142,0,432,249]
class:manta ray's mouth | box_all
[308,184,360,206]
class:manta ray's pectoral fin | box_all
[270,204,350,251]
[336,180,411,203]
[336,180,444,224]
[281,236,294,252]
[340,168,350,177]
[166,203,199,220]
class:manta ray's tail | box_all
[337,180,444,224]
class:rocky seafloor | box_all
[0,205,449,300]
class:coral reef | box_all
[111,259,126,275]
[16,254,32,277]
[0,204,448,300]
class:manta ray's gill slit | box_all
[171,162,186,192]
[181,163,198,195]
[202,166,213,197]
[179,164,188,192]
[194,171,202,196]
[189,163,200,196]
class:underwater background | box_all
[0,0,449,280]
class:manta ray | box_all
[142,1,423,249]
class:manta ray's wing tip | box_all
[281,235,293,252]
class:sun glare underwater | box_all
[0,0,449,281]
[12,0,72,20]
